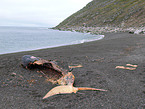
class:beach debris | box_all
[115,64,137,70]
[43,85,107,99]
[68,64,83,69]
[21,55,107,99]
[126,64,138,68]
[21,55,66,74]
[11,72,17,77]
[92,58,104,62]
[115,66,136,70]
[27,79,36,84]
[21,55,67,80]
[57,72,75,85]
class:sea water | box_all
[0,26,104,54]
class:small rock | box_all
[11,72,16,76]
[129,31,134,34]
[134,30,143,34]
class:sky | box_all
[0,0,92,27]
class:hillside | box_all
[54,0,145,33]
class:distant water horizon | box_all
[0,26,104,55]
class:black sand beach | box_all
[0,32,145,109]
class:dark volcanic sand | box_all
[0,32,145,109]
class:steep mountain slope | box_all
[55,0,145,29]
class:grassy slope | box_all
[55,0,145,28]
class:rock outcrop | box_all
[54,0,145,34]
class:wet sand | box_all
[0,32,145,109]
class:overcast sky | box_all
[0,0,92,27]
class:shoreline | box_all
[0,27,104,55]
[0,34,104,56]
[54,26,145,35]
[0,32,145,108]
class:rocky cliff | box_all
[54,0,145,34]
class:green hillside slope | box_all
[55,0,145,29]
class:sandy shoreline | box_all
[0,32,145,109]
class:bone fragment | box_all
[69,64,83,69]
[126,64,138,68]
[115,66,136,70]
[43,85,107,99]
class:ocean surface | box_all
[0,26,104,54]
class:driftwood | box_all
[21,55,107,99]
